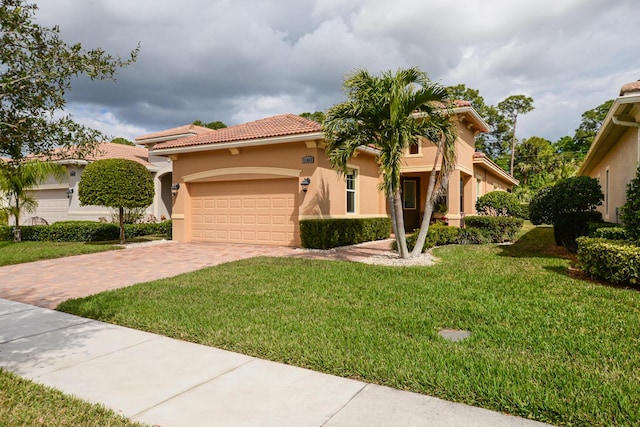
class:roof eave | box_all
[473,157,519,186]
[150,132,325,156]
[578,93,640,175]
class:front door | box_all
[402,178,420,232]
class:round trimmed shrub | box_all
[475,191,522,217]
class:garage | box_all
[30,189,70,224]
[189,178,299,246]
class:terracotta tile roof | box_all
[90,142,152,167]
[620,80,640,96]
[39,142,152,167]
[135,124,213,143]
[153,114,323,150]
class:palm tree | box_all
[323,67,456,259]
[0,160,65,241]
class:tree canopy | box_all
[192,120,227,130]
[299,111,326,123]
[110,137,136,146]
[78,159,153,243]
[0,0,138,161]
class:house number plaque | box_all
[302,156,315,164]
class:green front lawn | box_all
[58,227,640,426]
[0,241,121,266]
[0,369,144,426]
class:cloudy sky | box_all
[34,0,639,143]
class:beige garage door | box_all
[190,179,299,246]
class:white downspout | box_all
[612,116,640,163]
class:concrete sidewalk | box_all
[0,299,551,427]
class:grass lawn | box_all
[0,369,144,426]
[0,241,121,266]
[58,226,640,426]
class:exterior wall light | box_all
[66,188,74,198]
[300,177,311,192]
[170,183,180,196]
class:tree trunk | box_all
[411,145,442,256]
[388,192,399,247]
[393,189,409,259]
[13,194,21,242]
[509,116,518,176]
[119,206,125,244]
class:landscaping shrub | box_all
[519,203,530,220]
[2,220,173,242]
[464,216,523,243]
[592,227,628,241]
[0,225,12,241]
[475,191,522,217]
[300,217,391,249]
[553,211,603,253]
[587,221,619,237]
[393,224,461,253]
[577,237,640,285]
[530,177,603,251]
[455,227,490,245]
[621,164,640,241]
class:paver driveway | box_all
[0,240,393,309]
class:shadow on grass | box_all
[498,226,573,260]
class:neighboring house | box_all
[578,80,640,223]
[147,108,517,246]
[23,142,172,224]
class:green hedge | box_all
[1,220,172,242]
[553,211,603,253]
[464,216,523,243]
[299,217,391,249]
[577,237,640,285]
[592,227,628,241]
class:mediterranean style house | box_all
[144,106,517,246]
[578,80,640,223]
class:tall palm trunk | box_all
[411,144,443,256]
[392,188,410,259]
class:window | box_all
[476,178,482,202]
[403,180,417,209]
[408,143,420,155]
[346,169,357,213]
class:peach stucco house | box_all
[578,80,640,223]
[144,106,517,246]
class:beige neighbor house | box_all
[145,106,517,247]
[578,80,640,223]
[20,142,176,225]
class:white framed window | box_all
[346,169,357,214]
[476,178,482,202]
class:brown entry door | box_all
[402,178,420,232]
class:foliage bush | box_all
[529,176,603,251]
[592,227,628,241]
[621,164,640,241]
[464,216,523,243]
[299,217,391,249]
[577,237,640,285]
[587,221,620,236]
[519,203,530,220]
[553,211,603,253]
[455,227,490,245]
[0,220,172,242]
[475,191,523,217]
[395,224,460,253]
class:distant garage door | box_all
[190,179,299,246]
[31,189,69,224]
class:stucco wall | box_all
[585,127,639,223]
[169,140,385,241]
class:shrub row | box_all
[0,220,172,242]
[592,227,628,241]
[395,216,523,253]
[300,217,391,249]
[587,221,620,236]
[553,211,603,252]
[464,216,523,243]
[577,237,640,285]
